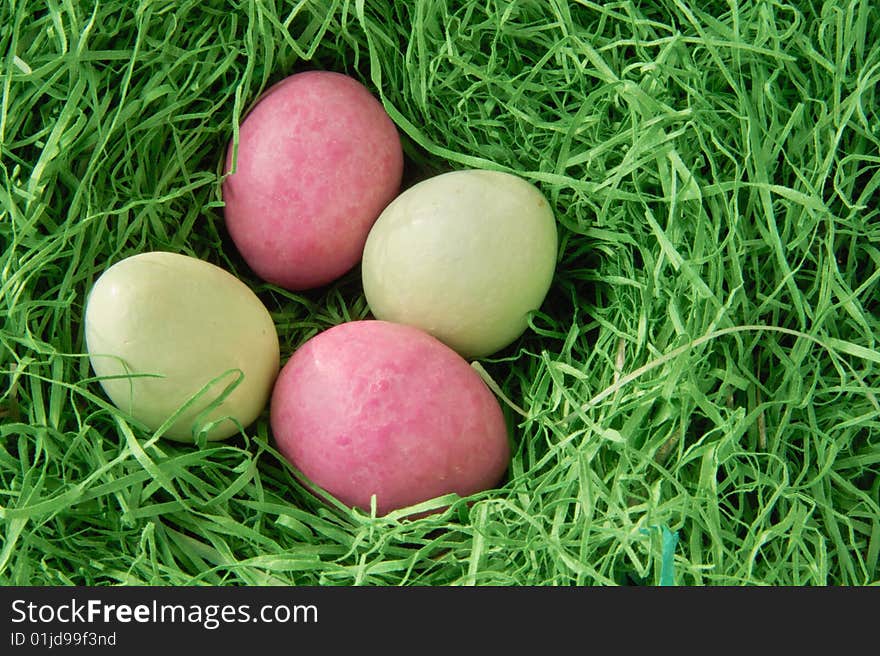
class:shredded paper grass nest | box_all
[1,0,878,585]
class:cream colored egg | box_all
[361,169,558,358]
[84,251,280,442]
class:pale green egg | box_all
[361,169,558,358]
[84,251,280,442]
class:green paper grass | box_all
[1,0,879,586]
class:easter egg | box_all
[84,251,280,442]
[270,320,510,516]
[222,71,404,290]
[361,169,558,358]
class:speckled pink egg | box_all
[270,321,510,516]
[222,71,403,290]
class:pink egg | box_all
[270,321,510,516]
[222,71,403,290]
